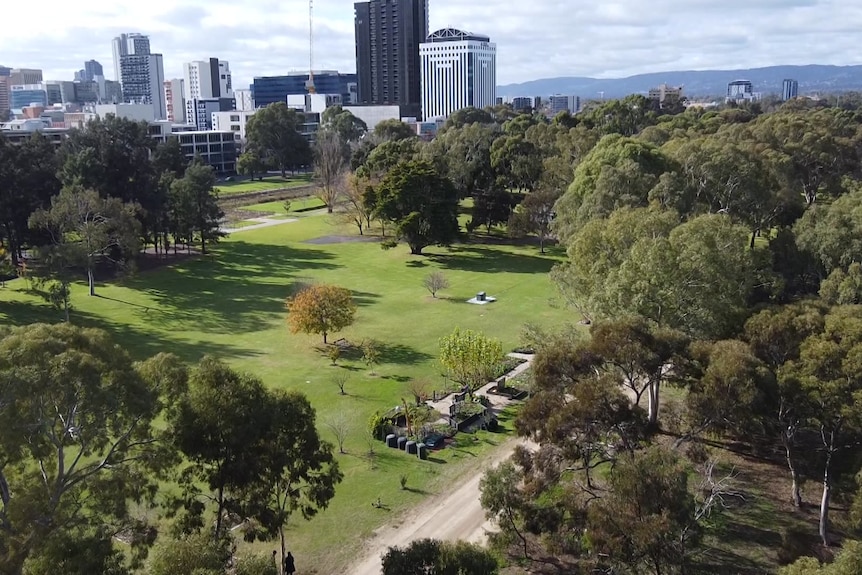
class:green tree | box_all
[479,461,532,559]
[553,134,672,242]
[0,134,61,265]
[753,107,858,205]
[439,327,504,391]
[59,115,155,206]
[147,533,229,575]
[587,446,701,575]
[795,185,862,278]
[684,339,773,439]
[29,186,141,296]
[553,209,756,339]
[490,134,542,194]
[320,105,367,143]
[744,301,827,507]
[780,307,862,545]
[381,538,498,575]
[507,185,562,253]
[427,122,497,199]
[589,316,687,426]
[779,541,862,574]
[169,161,224,254]
[236,390,341,568]
[286,283,357,344]
[820,263,862,305]
[439,106,494,133]
[237,148,267,181]
[373,160,460,255]
[373,118,416,142]
[245,103,312,176]
[0,323,169,574]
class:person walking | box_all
[283,551,296,575]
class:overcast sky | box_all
[2,0,861,88]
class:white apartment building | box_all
[183,59,232,101]
[212,109,256,141]
[164,78,185,124]
[233,88,254,111]
[420,28,496,121]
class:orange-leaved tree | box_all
[286,284,357,344]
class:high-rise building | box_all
[113,33,166,119]
[0,67,10,117]
[355,0,428,117]
[548,95,573,116]
[112,33,150,81]
[10,85,48,110]
[85,60,104,82]
[419,28,495,121]
[183,59,232,102]
[164,78,185,123]
[119,54,166,118]
[9,68,43,86]
[233,88,254,111]
[648,84,684,107]
[511,97,532,112]
[727,79,757,102]
[185,97,235,130]
[782,79,799,101]
[252,72,356,108]
[102,80,123,104]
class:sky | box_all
[2,0,862,88]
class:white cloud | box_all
[1,0,861,87]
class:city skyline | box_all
[1,0,861,90]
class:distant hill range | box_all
[497,65,862,100]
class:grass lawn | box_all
[214,174,313,195]
[241,197,327,215]
[0,212,567,573]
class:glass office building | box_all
[251,72,357,108]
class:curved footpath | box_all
[348,354,534,575]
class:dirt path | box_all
[348,437,524,575]
[348,354,534,575]
[220,216,298,234]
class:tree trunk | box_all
[647,378,660,427]
[87,268,95,296]
[784,437,802,507]
[215,485,225,540]
[64,296,70,323]
[323,332,328,344]
[279,525,286,575]
[201,233,207,255]
[820,471,831,546]
[410,245,423,255]
[750,230,757,250]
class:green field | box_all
[241,197,327,214]
[214,174,314,195]
[0,213,566,572]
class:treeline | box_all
[375,98,862,571]
[0,115,228,313]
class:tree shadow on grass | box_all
[428,245,558,275]
[327,341,432,367]
[0,299,254,363]
[119,240,342,335]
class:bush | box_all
[236,554,278,575]
[148,534,229,575]
[685,442,711,465]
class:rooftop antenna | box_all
[307,0,316,94]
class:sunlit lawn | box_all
[0,213,567,572]
[214,174,313,195]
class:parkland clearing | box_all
[5,97,862,575]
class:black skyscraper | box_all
[354,0,428,115]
